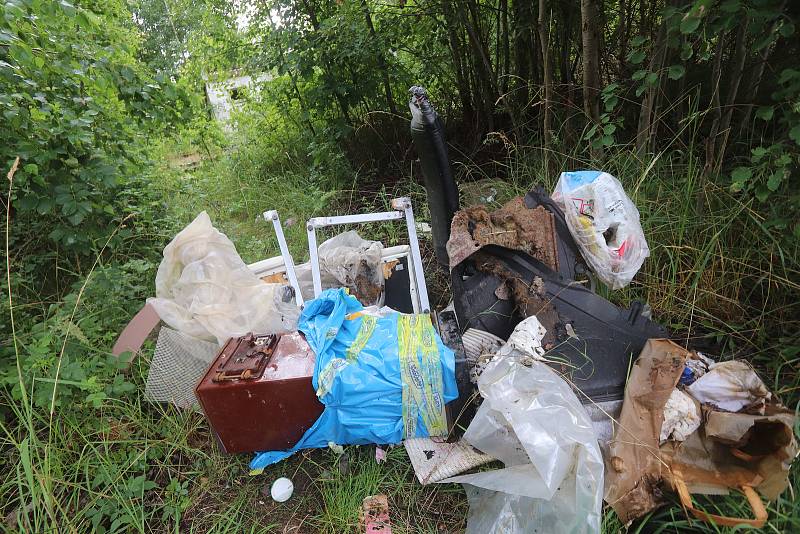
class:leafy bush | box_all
[1,0,186,289]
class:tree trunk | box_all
[713,17,749,173]
[739,1,786,136]
[442,0,474,125]
[538,0,553,155]
[500,0,510,94]
[459,0,498,131]
[703,32,727,176]
[360,0,397,115]
[635,17,669,155]
[580,0,601,125]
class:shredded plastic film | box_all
[552,170,649,289]
[445,353,604,533]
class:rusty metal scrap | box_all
[447,197,559,270]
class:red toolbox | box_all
[195,332,324,454]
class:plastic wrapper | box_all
[250,288,458,472]
[552,170,649,289]
[296,230,384,306]
[687,360,770,413]
[147,212,299,345]
[445,354,604,533]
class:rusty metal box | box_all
[195,332,324,454]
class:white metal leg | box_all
[305,197,431,313]
[262,210,304,306]
[392,198,430,313]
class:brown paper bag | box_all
[605,338,797,527]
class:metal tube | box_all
[262,210,304,306]
[306,223,322,297]
[392,198,430,313]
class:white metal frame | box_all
[306,197,430,313]
[261,210,304,306]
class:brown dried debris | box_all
[471,250,560,345]
[447,197,559,270]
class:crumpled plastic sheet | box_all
[147,212,299,345]
[552,170,649,290]
[688,360,770,412]
[296,230,384,305]
[445,354,604,533]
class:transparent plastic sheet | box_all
[295,230,384,305]
[445,355,604,534]
[249,288,458,472]
[552,171,649,289]
[147,212,299,345]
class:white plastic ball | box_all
[270,477,294,502]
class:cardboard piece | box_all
[605,338,797,527]
[604,339,690,523]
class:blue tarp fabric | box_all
[250,288,458,473]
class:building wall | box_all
[205,73,272,130]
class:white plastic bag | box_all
[445,354,604,533]
[687,360,770,412]
[553,170,649,289]
[296,230,384,305]
[147,212,299,345]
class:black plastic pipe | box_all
[409,86,459,267]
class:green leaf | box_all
[767,170,783,191]
[730,166,752,185]
[720,0,740,13]
[755,186,769,202]
[628,50,646,65]
[632,69,647,81]
[635,83,648,97]
[754,34,776,52]
[680,43,693,60]
[755,106,774,121]
[751,146,767,163]
[23,163,38,175]
[790,125,800,145]
[779,22,795,38]
[680,16,701,34]
[645,72,659,86]
[36,198,53,215]
[667,65,685,80]
[59,1,77,16]
[631,36,648,47]
[603,124,617,135]
[601,135,614,147]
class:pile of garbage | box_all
[111,87,796,533]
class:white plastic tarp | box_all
[147,212,299,345]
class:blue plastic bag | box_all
[250,288,458,472]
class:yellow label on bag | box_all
[397,315,447,438]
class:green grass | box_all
[2,130,799,533]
